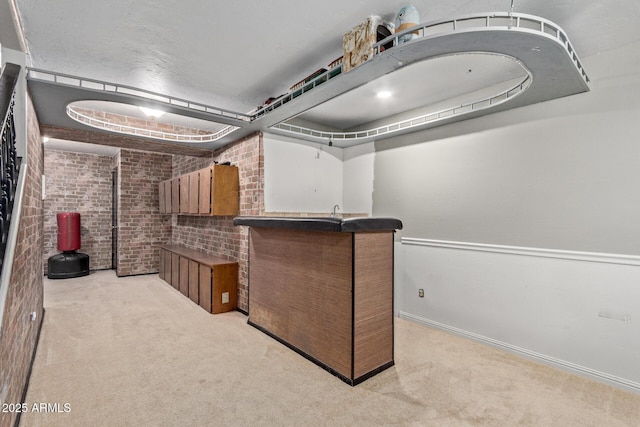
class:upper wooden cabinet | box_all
[159,164,239,216]
[188,171,199,214]
[171,178,180,213]
[179,175,190,214]
[202,164,239,216]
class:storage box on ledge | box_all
[342,16,393,73]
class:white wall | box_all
[374,40,640,254]
[375,39,640,392]
[263,134,343,213]
[263,133,374,214]
[399,240,640,391]
[343,142,374,215]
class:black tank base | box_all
[47,252,90,279]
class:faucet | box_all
[331,204,341,217]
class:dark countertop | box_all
[233,216,403,232]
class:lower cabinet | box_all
[188,260,199,304]
[171,253,180,290]
[179,256,189,296]
[158,245,238,314]
[199,263,238,314]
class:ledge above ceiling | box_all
[28,12,590,152]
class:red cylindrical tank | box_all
[57,212,81,251]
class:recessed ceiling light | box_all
[42,136,49,142]
[139,106,166,118]
[377,91,392,99]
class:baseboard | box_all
[15,307,45,427]
[399,311,640,394]
[115,271,159,278]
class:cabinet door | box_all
[179,256,189,296]
[212,263,238,314]
[164,181,172,213]
[198,167,211,214]
[189,260,199,304]
[159,248,165,280]
[179,176,189,213]
[188,172,200,214]
[199,264,213,313]
[171,178,180,213]
[164,250,172,284]
[211,165,239,216]
[158,182,166,214]
[171,253,180,289]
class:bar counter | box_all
[233,216,402,385]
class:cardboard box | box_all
[342,16,391,73]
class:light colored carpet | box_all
[20,271,640,426]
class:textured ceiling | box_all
[14,0,640,117]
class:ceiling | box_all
[9,0,640,153]
[297,53,527,130]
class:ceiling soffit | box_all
[28,12,590,151]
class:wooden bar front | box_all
[246,224,396,386]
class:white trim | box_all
[0,163,28,333]
[401,237,640,267]
[398,311,640,394]
[271,69,531,143]
[66,106,239,143]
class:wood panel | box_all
[188,260,199,304]
[171,253,180,290]
[249,228,353,377]
[171,178,179,213]
[164,249,172,285]
[212,264,238,314]
[179,175,189,213]
[211,165,239,216]
[179,256,189,296]
[188,171,199,214]
[353,232,394,379]
[159,248,165,280]
[164,181,172,213]
[199,264,212,313]
[198,167,211,214]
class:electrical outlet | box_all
[418,289,424,298]
[222,292,229,304]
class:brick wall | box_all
[0,95,44,427]
[43,149,115,273]
[116,149,172,276]
[171,132,264,311]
